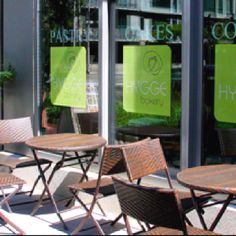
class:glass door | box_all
[111,0,182,169]
[41,0,99,135]
[203,0,236,165]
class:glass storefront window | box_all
[219,0,223,14]
[152,0,171,8]
[203,0,236,165]
[112,0,182,169]
[205,0,215,12]
[226,0,233,15]
[41,0,99,135]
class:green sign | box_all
[50,47,86,108]
[123,45,171,116]
[215,45,236,123]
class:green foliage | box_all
[116,103,144,127]
[46,105,61,124]
[171,23,182,40]
[0,64,16,86]
[43,94,61,124]
[166,99,181,126]
[116,99,181,128]
[216,121,236,129]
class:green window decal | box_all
[50,46,86,108]
[123,45,171,116]
[215,45,236,123]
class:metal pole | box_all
[181,0,204,169]
[35,0,42,135]
[108,0,116,144]
[0,0,3,153]
[86,0,90,73]
[0,0,3,121]
[98,0,109,142]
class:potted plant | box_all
[42,92,61,134]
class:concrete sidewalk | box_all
[0,152,236,235]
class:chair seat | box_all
[0,173,25,187]
[68,176,115,197]
[178,191,210,212]
[0,157,52,169]
[140,225,219,235]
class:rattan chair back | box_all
[100,138,151,176]
[68,138,151,235]
[0,117,33,144]
[112,176,187,234]
[122,138,172,186]
[0,117,52,197]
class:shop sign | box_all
[125,24,177,42]
[50,46,86,108]
[212,22,236,40]
[51,24,180,44]
[50,29,81,44]
[123,45,171,116]
[215,45,236,123]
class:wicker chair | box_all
[118,138,210,224]
[68,138,150,235]
[0,173,26,234]
[112,176,218,235]
[0,117,52,196]
[216,128,236,164]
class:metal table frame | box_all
[177,164,236,232]
[26,134,106,230]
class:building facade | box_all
[1,0,236,169]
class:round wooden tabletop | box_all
[117,125,180,138]
[177,164,236,195]
[26,133,107,152]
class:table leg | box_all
[65,150,97,208]
[31,150,68,230]
[209,195,233,231]
[78,150,97,183]
[191,189,234,232]
[190,189,208,230]
[75,152,89,182]
[29,162,52,197]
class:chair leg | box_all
[185,215,193,226]
[0,210,26,235]
[123,214,133,235]
[111,213,122,226]
[0,185,23,212]
[96,201,106,217]
[111,212,145,232]
[72,191,105,235]
[1,187,12,213]
[71,213,105,236]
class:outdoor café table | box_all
[177,164,236,231]
[25,133,106,229]
[116,125,180,139]
[117,125,180,165]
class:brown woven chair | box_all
[0,172,26,234]
[68,138,150,235]
[118,138,210,224]
[112,176,218,235]
[0,117,52,196]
